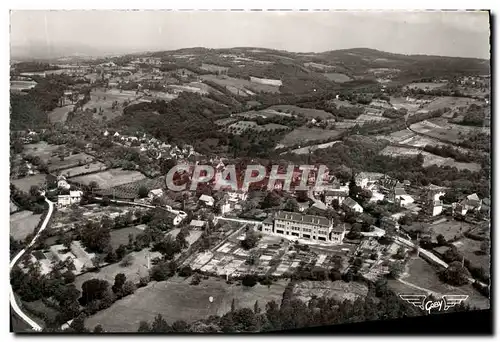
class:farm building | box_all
[148,188,164,199]
[342,197,363,213]
[199,194,215,207]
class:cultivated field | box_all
[47,153,95,173]
[10,210,42,240]
[279,127,344,147]
[323,72,352,83]
[69,169,146,189]
[84,276,288,332]
[58,161,107,178]
[423,96,481,112]
[11,174,47,193]
[47,105,75,123]
[99,176,165,199]
[410,120,488,145]
[289,141,340,155]
[200,74,280,94]
[380,146,481,172]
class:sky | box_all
[10,10,491,59]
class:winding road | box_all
[10,196,54,332]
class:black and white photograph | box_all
[8,8,492,334]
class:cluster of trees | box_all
[459,104,487,127]
[10,184,47,214]
[12,62,60,73]
[423,144,476,163]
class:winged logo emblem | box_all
[442,295,469,311]
[399,294,468,313]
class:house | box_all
[429,200,444,216]
[199,194,215,207]
[453,193,482,216]
[342,197,363,213]
[380,216,399,233]
[148,188,164,199]
[226,190,248,202]
[57,179,71,190]
[219,199,232,215]
[261,216,274,233]
[57,190,83,208]
[452,202,468,217]
[189,219,207,230]
[325,189,349,207]
[465,193,482,210]
[103,130,109,137]
[356,172,385,189]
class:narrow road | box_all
[10,196,54,332]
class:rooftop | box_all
[275,211,331,227]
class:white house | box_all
[226,190,248,202]
[431,200,443,216]
[189,219,207,230]
[57,190,83,208]
[148,188,163,199]
[325,189,349,206]
[199,194,215,207]
[342,197,363,213]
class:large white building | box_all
[263,211,345,244]
[57,190,83,208]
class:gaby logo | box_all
[399,294,469,314]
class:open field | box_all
[11,80,37,91]
[293,280,369,303]
[200,74,280,94]
[279,127,344,147]
[410,120,488,144]
[380,146,481,172]
[323,72,352,83]
[10,210,42,240]
[58,161,107,178]
[430,219,474,242]
[288,141,340,155]
[70,169,146,189]
[406,82,448,90]
[268,105,334,119]
[389,96,422,113]
[23,142,60,162]
[47,153,95,173]
[83,88,139,121]
[423,96,481,112]
[84,276,288,332]
[235,109,293,120]
[109,226,146,249]
[10,200,20,214]
[47,105,75,123]
[396,257,489,310]
[452,238,490,276]
[74,248,162,291]
[11,174,47,193]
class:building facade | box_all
[266,211,345,244]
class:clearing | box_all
[279,127,344,147]
[380,146,481,172]
[84,276,288,332]
[11,174,47,193]
[10,210,42,241]
[47,153,95,173]
[69,169,146,189]
[200,74,280,94]
[58,161,107,178]
[22,142,60,163]
[47,105,75,123]
[323,73,352,83]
